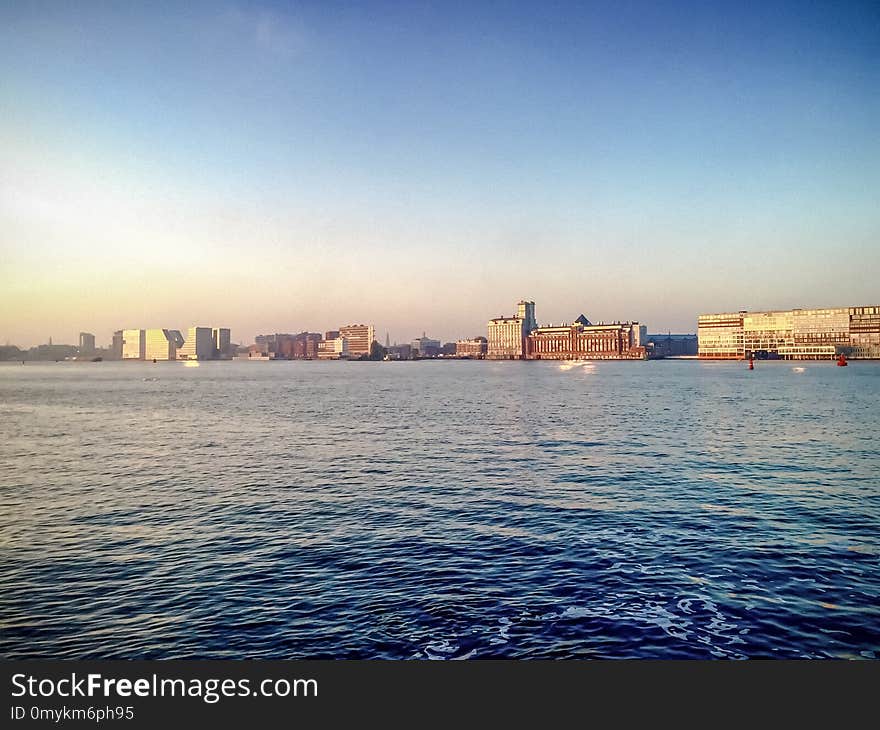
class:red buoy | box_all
[749,356,754,370]
[837,354,848,367]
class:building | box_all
[213,328,232,358]
[441,342,457,357]
[121,329,146,360]
[237,345,271,360]
[254,332,322,359]
[325,330,340,340]
[696,312,744,359]
[178,326,215,360]
[487,300,536,359]
[274,332,322,359]
[850,306,880,358]
[488,301,646,360]
[386,344,412,360]
[25,342,78,361]
[234,346,270,360]
[698,306,880,359]
[646,334,699,357]
[293,332,321,359]
[254,334,275,355]
[254,333,294,357]
[78,332,96,354]
[277,336,297,359]
[275,332,313,359]
[111,331,124,360]
[339,324,375,359]
[455,337,488,358]
[526,319,647,360]
[144,328,184,361]
[411,334,441,357]
[318,337,349,359]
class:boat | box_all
[837,354,848,367]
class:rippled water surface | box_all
[1,359,878,659]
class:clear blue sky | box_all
[1,1,878,346]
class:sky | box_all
[1,0,878,347]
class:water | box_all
[1,359,878,659]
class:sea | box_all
[1,359,878,659]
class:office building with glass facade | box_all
[698,306,880,359]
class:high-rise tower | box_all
[517,300,537,334]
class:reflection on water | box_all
[0,360,878,659]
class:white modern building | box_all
[121,329,146,360]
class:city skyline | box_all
[2,1,878,347]
[7,297,880,352]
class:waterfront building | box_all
[233,350,270,361]
[178,326,215,360]
[255,333,293,357]
[213,328,232,358]
[253,333,317,359]
[455,337,488,358]
[850,307,880,358]
[696,312,744,359]
[27,342,78,360]
[254,334,275,355]
[240,344,273,360]
[411,333,441,357]
[325,330,340,341]
[441,342,457,357]
[646,334,699,357]
[277,337,296,359]
[487,300,536,359]
[339,324,374,358]
[273,332,322,359]
[318,337,349,359]
[111,330,124,360]
[144,328,184,361]
[386,344,412,360]
[291,332,322,359]
[526,320,647,360]
[121,329,146,360]
[78,332,96,354]
[698,306,880,359]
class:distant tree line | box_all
[0,344,109,361]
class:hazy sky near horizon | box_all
[1,1,878,347]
